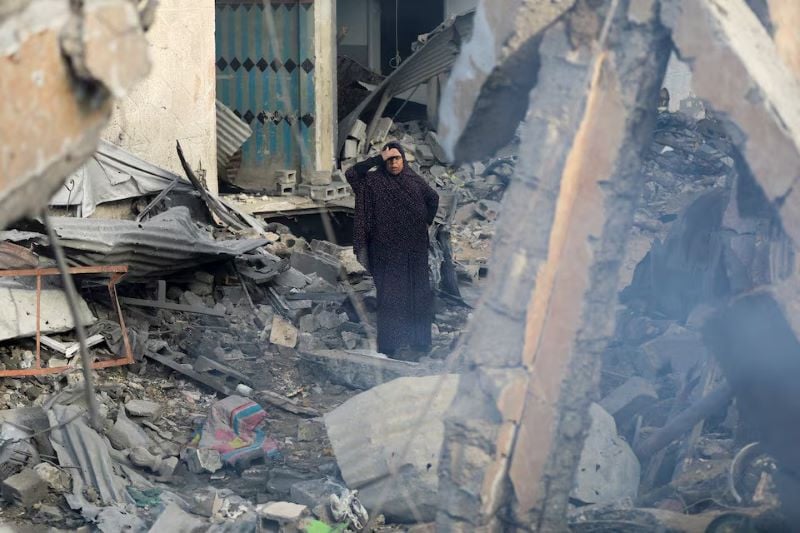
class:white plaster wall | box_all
[102,0,218,194]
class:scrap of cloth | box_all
[346,158,439,353]
[191,395,279,466]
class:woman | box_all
[345,141,440,357]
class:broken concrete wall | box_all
[436,0,670,530]
[102,0,218,195]
[0,0,151,230]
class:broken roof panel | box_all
[338,10,475,151]
[47,207,267,277]
[216,99,253,171]
[50,140,194,218]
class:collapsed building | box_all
[1,0,800,532]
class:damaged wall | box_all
[0,0,151,230]
[102,0,218,194]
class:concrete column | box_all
[314,0,337,173]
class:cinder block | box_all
[274,169,297,184]
[349,119,367,142]
[425,131,448,163]
[276,183,296,196]
[297,184,337,201]
[343,139,359,159]
[372,117,394,143]
[2,469,47,507]
[303,170,333,186]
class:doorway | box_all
[379,0,444,74]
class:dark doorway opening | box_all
[380,0,444,74]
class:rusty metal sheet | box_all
[0,242,39,269]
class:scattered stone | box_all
[315,310,347,330]
[107,405,153,450]
[297,333,318,352]
[341,331,360,350]
[180,291,206,308]
[274,268,311,290]
[257,501,309,530]
[188,280,213,297]
[290,250,341,285]
[372,117,393,143]
[289,478,346,510]
[424,131,447,163]
[148,502,207,533]
[270,315,298,349]
[297,419,325,442]
[2,468,47,507]
[184,448,223,474]
[267,468,316,496]
[129,447,178,478]
[474,199,502,221]
[37,504,62,521]
[338,248,366,276]
[191,489,222,517]
[571,403,641,505]
[599,376,658,419]
[33,463,71,493]
[299,314,318,333]
[430,165,447,179]
[125,399,162,419]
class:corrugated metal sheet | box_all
[216,99,253,170]
[0,242,39,269]
[337,10,475,150]
[48,207,267,277]
[51,140,194,218]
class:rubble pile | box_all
[569,109,794,529]
[341,116,518,286]
[0,138,475,530]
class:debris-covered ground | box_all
[0,109,512,531]
[1,97,797,532]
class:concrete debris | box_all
[2,468,47,507]
[289,478,346,510]
[184,448,223,474]
[296,419,325,442]
[33,463,71,494]
[324,375,459,522]
[257,501,309,526]
[124,399,162,419]
[289,250,342,286]
[599,376,658,419]
[299,349,433,391]
[148,502,207,533]
[270,315,299,349]
[0,281,96,342]
[128,447,178,478]
[191,488,223,518]
[107,405,153,450]
[571,403,641,505]
[0,0,151,230]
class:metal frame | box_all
[0,265,133,376]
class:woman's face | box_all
[381,147,404,176]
